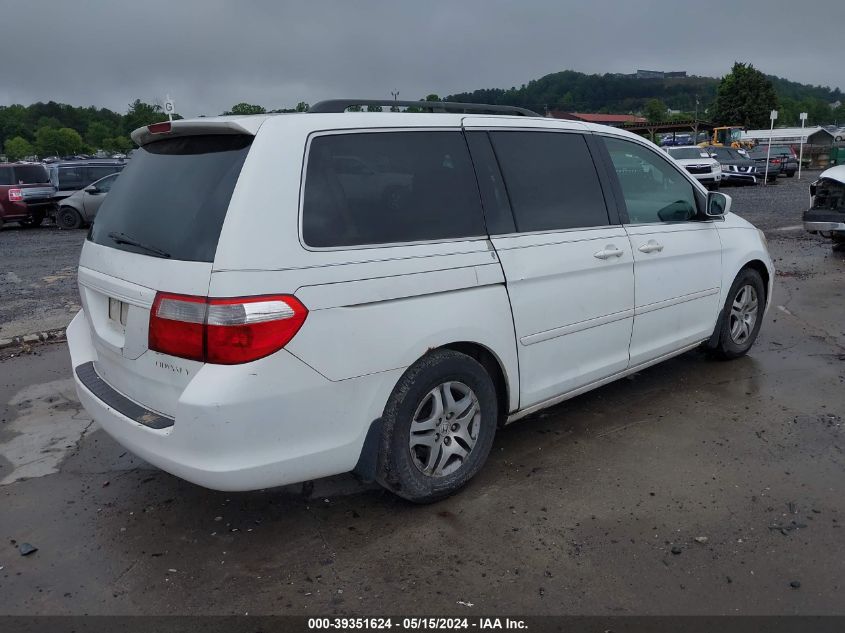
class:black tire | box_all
[376,349,498,503]
[19,211,45,228]
[57,206,83,230]
[786,170,795,178]
[709,268,766,360]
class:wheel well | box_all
[441,342,511,424]
[743,260,770,302]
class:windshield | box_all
[89,135,252,262]
[668,147,712,160]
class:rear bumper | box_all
[67,310,400,491]
[804,221,845,233]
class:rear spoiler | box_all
[131,117,264,147]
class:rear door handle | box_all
[638,240,664,254]
[593,245,624,260]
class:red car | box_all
[0,163,57,228]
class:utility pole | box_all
[764,110,777,185]
[798,112,807,179]
[390,90,399,112]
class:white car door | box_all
[600,135,722,366]
[465,128,635,409]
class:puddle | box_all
[0,378,93,485]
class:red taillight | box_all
[147,121,172,134]
[8,188,23,202]
[148,293,308,365]
[771,158,781,164]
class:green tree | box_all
[295,101,309,112]
[712,62,778,129]
[4,136,34,161]
[35,126,86,156]
[123,99,164,134]
[644,98,667,123]
[102,136,133,153]
[86,121,113,148]
[227,102,266,115]
[424,94,441,102]
[365,105,383,112]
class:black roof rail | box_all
[308,99,541,117]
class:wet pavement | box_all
[1,175,844,615]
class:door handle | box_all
[593,245,624,260]
[638,240,664,254]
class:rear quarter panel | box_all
[210,115,521,411]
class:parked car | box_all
[665,146,723,189]
[56,172,119,229]
[47,160,126,201]
[67,101,773,503]
[705,146,760,186]
[766,145,799,177]
[803,165,845,250]
[0,163,56,228]
[747,147,783,182]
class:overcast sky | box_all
[2,0,842,117]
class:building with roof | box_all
[547,111,647,126]
[740,126,835,146]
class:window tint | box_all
[303,132,484,247]
[11,165,49,184]
[603,137,698,224]
[489,131,609,232]
[86,165,122,184]
[92,173,118,193]
[57,166,85,190]
[0,168,11,186]
[89,135,251,262]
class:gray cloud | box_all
[2,0,842,117]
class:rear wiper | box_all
[107,231,171,258]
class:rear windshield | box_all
[0,165,49,185]
[89,135,251,262]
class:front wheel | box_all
[709,268,766,360]
[377,349,498,503]
[57,206,83,230]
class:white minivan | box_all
[68,100,773,503]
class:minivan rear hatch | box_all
[78,129,255,417]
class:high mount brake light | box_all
[148,293,308,364]
[147,121,172,134]
[8,188,23,202]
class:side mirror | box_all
[84,185,99,194]
[706,191,731,217]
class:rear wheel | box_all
[57,206,83,230]
[786,170,796,178]
[376,349,498,503]
[709,268,766,360]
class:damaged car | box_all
[804,165,845,250]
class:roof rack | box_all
[308,99,541,117]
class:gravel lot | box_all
[0,170,829,342]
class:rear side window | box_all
[10,165,48,184]
[0,167,12,185]
[89,135,251,262]
[489,131,609,232]
[86,165,122,184]
[302,131,484,247]
[57,166,85,190]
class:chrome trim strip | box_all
[520,309,634,346]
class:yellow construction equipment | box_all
[702,126,754,149]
